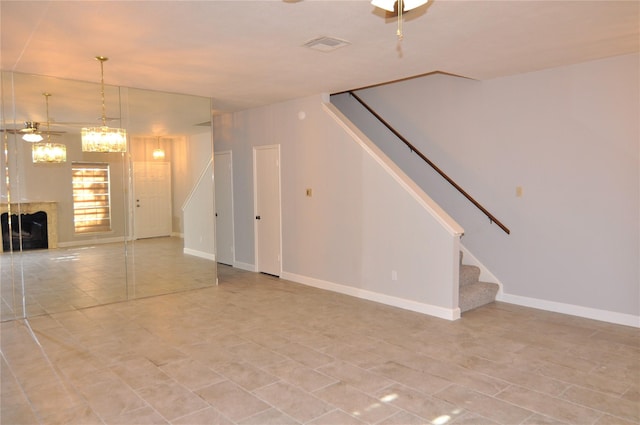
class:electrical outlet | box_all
[306,188,312,197]
[391,270,398,281]
[516,186,523,197]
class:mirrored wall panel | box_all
[1,71,216,321]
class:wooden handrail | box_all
[348,91,510,235]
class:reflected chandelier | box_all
[81,56,127,153]
[153,136,165,160]
[32,93,66,163]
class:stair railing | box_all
[348,91,510,235]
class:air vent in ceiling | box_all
[303,36,351,52]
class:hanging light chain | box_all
[81,55,127,153]
[96,56,108,126]
[397,0,404,40]
[43,93,52,143]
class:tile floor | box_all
[1,237,216,321]
[1,264,639,424]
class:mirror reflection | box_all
[1,71,216,321]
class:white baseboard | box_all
[281,271,460,321]
[233,261,257,272]
[497,292,640,328]
[183,248,215,261]
[57,236,126,248]
[461,245,638,328]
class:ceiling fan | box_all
[1,120,65,142]
[1,93,68,141]
[373,0,428,16]
[371,0,429,40]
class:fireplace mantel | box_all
[1,202,58,249]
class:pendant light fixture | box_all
[81,56,127,152]
[152,136,165,160]
[32,93,66,163]
[371,0,428,39]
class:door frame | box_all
[253,144,282,276]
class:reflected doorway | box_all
[133,161,172,239]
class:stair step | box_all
[459,281,499,313]
[459,264,480,287]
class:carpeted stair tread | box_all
[460,264,480,287]
[459,281,499,313]
[459,251,499,313]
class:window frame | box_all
[71,162,113,234]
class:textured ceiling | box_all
[1,0,638,114]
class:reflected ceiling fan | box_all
[1,120,65,142]
[1,92,67,141]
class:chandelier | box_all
[32,93,66,163]
[81,56,127,153]
[152,136,165,160]
[32,142,67,164]
[371,0,429,39]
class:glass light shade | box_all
[371,0,428,11]
[22,133,44,142]
[81,126,127,152]
[371,0,395,12]
[32,142,66,163]
[152,148,165,160]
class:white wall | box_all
[214,95,464,319]
[332,53,639,324]
[179,131,214,258]
[172,132,213,235]
[183,160,215,259]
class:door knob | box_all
[255,215,261,220]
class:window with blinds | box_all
[72,163,112,234]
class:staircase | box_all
[459,253,499,313]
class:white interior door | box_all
[133,162,172,239]
[214,151,234,266]
[254,145,281,276]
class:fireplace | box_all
[2,211,48,251]
[0,202,58,251]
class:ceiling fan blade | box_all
[0,128,65,136]
[49,117,121,127]
[0,129,21,134]
[1,122,39,133]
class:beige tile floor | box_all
[1,237,216,321]
[2,263,639,424]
